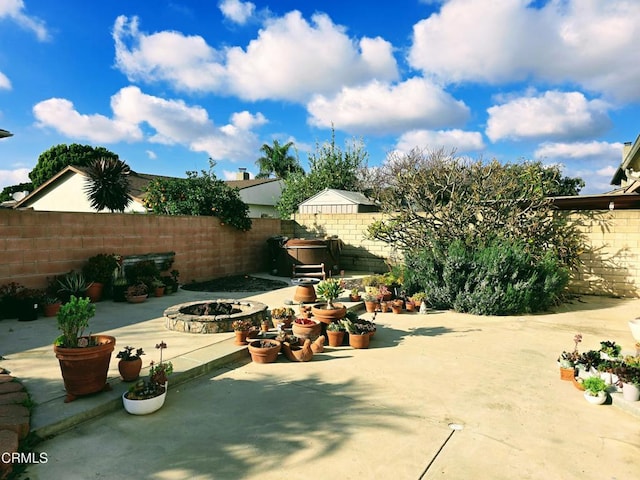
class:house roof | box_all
[14,166,280,209]
[551,191,640,210]
[300,188,377,206]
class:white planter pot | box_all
[584,391,607,405]
[622,382,640,402]
[122,383,167,415]
[629,318,640,342]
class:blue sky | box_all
[1,0,639,194]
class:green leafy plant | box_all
[82,253,119,284]
[55,295,96,347]
[116,346,145,361]
[599,340,622,358]
[326,321,346,332]
[582,376,607,396]
[315,278,344,309]
[57,271,91,301]
[83,157,133,212]
[271,307,295,319]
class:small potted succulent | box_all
[123,341,173,415]
[582,376,608,405]
[125,283,148,303]
[349,288,361,302]
[42,294,63,317]
[151,278,166,297]
[270,307,296,329]
[116,345,145,381]
[82,253,119,302]
[599,340,622,360]
[363,293,378,313]
[557,333,581,381]
[232,319,255,345]
[57,271,91,303]
[614,358,640,402]
[326,320,346,347]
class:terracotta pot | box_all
[364,301,378,313]
[44,302,62,317]
[271,316,293,329]
[405,301,415,312]
[85,282,104,303]
[349,295,361,302]
[154,286,165,297]
[380,302,389,313]
[559,366,575,381]
[311,303,347,324]
[248,339,281,363]
[234,330,250,345]
[292,319,322,341]
[126,294,148,304]
[326,330,345,347]
[118,358,143,382]
[391,301,403,314]
[572,376,585,391]
[53,335,116,402]
[349,333,370,349]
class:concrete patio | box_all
[1,275,639,479]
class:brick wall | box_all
[285,210,640,298]
[0,209,281,289]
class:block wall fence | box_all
[3,208,640,298]
[284,210,640,298]
[0,209,281,289]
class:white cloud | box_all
[307,77,469,135]
[0,168,30,188]
[0,0,49,41]
[486,91,611,142]
[33,97,143,143]
[145,150,157,159]
[409,0,640,101]
[395,129,485,154]
[113,12,398,102]
[33,86,267,162]
[0,71,11,90]
[219,0,255,25]
[534,140,623,161]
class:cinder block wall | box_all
[284,210,640,298]
[0,209,281,289]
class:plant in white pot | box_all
[312,278,346,324]
[614,357,640,402]
[53,295,116,402]
[582,376,608,405]
[123,341,173,415]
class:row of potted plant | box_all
[557,333,640,404]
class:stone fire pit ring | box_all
[164,299,269,334]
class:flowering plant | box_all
[126,341,173,400]
[232,319,254,331]
[558,333,582,367]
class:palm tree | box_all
[255,140,304,179]
[84,157,133,212]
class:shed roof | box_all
[300,188,377,207]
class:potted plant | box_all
[57,271,91,303]
[53,295,116,402]
[326,321,346,347]
[116,345,145,381]
[270,307,295,329]
[232,319,255,345]
[82,253,119,302]
[0,282,25,319]
[123,341,173,415]
[349,288,361,302]
[15,288,43,321]
[341,317,372,349]
[599,340,622,360]
[151,278,165,297]
[582,376,608,405]
[557,333,581,381]
[312,278,347,323]
[614,357,640,402]
[247,338,281,363]
[411,292,428,313]
[575,350,602,379]
[292,317,322,341]
[42,294,62,317]
[390,298,404,314]
[125,283,148,303]
[363,293,378,313]
[361,274,384,294]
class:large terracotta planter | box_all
[364,301,378,313]
[118,358,143,382]
[248,339,281,363]
[85,282,104,303]
[311,303,347,324]
[349,333,370,349]
[54,335,116,402]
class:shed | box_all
[298,188,379,214]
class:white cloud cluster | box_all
[409,0,640,101]
[32,86,266,162]
[0,71,10,90]
[219,0,255,25]
[486,91,611,142]
[0,167,30,188]
[0,0,49,41]
[113,12,398,102]
[307,77,469,135]
[395,129,485,154]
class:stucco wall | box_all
[0,209,281,290]
[284,210,640,298]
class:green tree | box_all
[255,140,304,179]
[143,161,251,231]
[0,182,33,202]
[29,144,119,189]
[276,131,369,217]
[84,157,133,212]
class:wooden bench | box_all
[292,263,326,280]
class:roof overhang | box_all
[0,129,13,139]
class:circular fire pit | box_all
[164,299,268,334]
